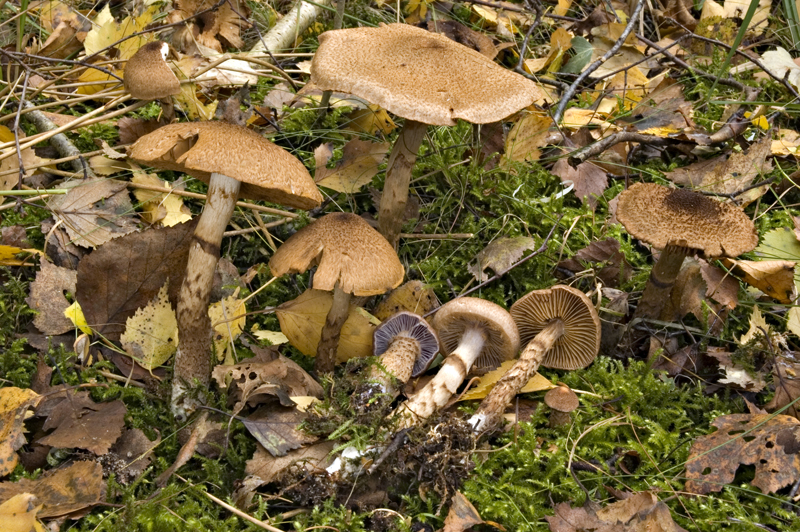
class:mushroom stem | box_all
[172,171,241,419]
[370,336,420,395]
[316,283,351,373]
[469,319,565,433]
[398,326,487,425]
[634,243,690,320]
[378,119,428,248]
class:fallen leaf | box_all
[444,492,484,532]
[738,305,772,346]
[108,428,160,482]
[459,360,554,401]
[253,330,289,345]
[209,292,247,363]
[346,105,396,135]
[706,348,767,392]
[174,83,218,121]
[765,358,800,419]
[63,301,92,335]
[245,440,335,484]
[788,307,800,338]
[118,117,164,145]
[242,406,317,457]
[88,155,130,176]
[275,289,376,363]
[76,220,196,340]
[131,171,193,227]
[756,227,800,262]
[557,237,631,287]
[120,282,178,371]
[0,493,45,532]
[0,461,105,518]
[685,413,800,495]
[546,491,687,531]
[551,158,607,209]
[26,260,77,335]
[468,236,538,282]
[0,388,41,477]
[373,280,440,320]
[772,128,800,157]
[699,260,739,310]
[503,110,554,164]
[722,259,796,303]
[314,139,391,194]
[38,400,126,455]
[427,20,497,58]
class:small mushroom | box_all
[123,41,181,120]
[311,23,544,247]
[469,286,600,433]
[544,385,579,427]
[616,183,758,320]
[398,297,519,424]
[370,311,439,398]
[269,213,404,374]
[130,121,322,418]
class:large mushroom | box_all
[616,183,758,320]
[311,23,545,247]
[129,121,322,418]
[269,213,404,374]
[398,297,519,425]
[123,41,181,120]
[469,286,600,433]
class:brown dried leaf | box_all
[444,492,484,532]
[118,117,164,145]
[373,280,440,321]
[765,358,800,420]
[699,260,739,310]
[108,428,160,482]
[38,400,126,455]
[685,413,800,494]
[558,237,631,287]
[76,220,195,340]
[314,139,391,194]
[27,260,77,335]
[468,236,537,282]
[246,440,334,484]
[551,159,607,209]
[242,406,317,457]
[428,20,497,58]
[0,388,41,478]
[706,347,767,392]
[722,258,796,303]
[627,79,694,134]
[0,461,105,518]
[47,178,138,248]
[546,492,687,532]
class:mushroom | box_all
[398,297,519,424]
[311,23,545,247]
[269,213,404,374]
[370,311,440,398]
[469,286,600,433]
[123,41,181,120]
[129,121,322,418]
[616,183,758,320]
[544,384,579,427]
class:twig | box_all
[248,0,333,55]
[568,132,671,166]
[553,0,646,123]
[12,71,30,193]
[399,233,473,239]
[21,102,95,178]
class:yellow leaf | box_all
[174,83,218,121]
[275,289,376,363]
[346,104,396,135]
[314,138,391,194]
[554,0,572,16]
[64,301,93,335]
[120,283,178,371]
[738,306,770,345]
[89,155,130,175]
[788,306,800,337]
[0,388,41,477]
[459,360,555,401]
[291,396,320,412]
[373,280,439,321]
[772,129,800,156]
[253,329,289,345]
[83,5,156,60]
[76,67,119,95]
[209,292,247,362]
[503,110,554,163]
[0,493,45,532]
[0,125,14,142]
[131,171,192,227]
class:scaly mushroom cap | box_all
[123,41,181,100]
[510,286,600,370]
[433,298,519,371]
[374,311,440,377]
[129,121,322,209]
[311,23,544,126]
[544,385,579,413]
[269,213,404,297]
[616,183,758,258]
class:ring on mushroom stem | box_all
[616,183,758,321]
[468,285,600,434]
[269,213,404,374]
[396,297,519,426]
[130,121,322,419]
[310,23,545,248]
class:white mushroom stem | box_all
[369,336,419,396]
[397,326,487,426]
[378,119,428,248]
[634,243,690,320]
[316,283,351,373]
[172,171,241,419]
[469,319,565,433]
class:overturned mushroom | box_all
[398,297,519,425]
[469,286,600,433]
[311,23,544,247]
[269,213,404,374]
[130,121,322,418]
[616,183,758,320]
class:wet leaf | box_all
[120,282,178,371]
[314,139,391,194]
[0,388,41,478]
[685,413,800,495]
[27,260,77,335]
[468,236,537,282]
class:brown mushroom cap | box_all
[129,121,322,209]
[269,213,404,297]
[123,41,181,100]
[510,286,600,370]
[432,297,520,371]
[544,385,579,413]
[310,23,544,127]
[616,183,758,258]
